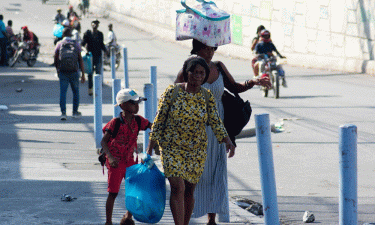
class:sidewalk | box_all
[0,65,263,225]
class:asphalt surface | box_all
[1,0,375,224]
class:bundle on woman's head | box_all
[182,55,210,84]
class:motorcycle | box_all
[8,34,40,67]
[257,54,284,99]
[103,43,122,71]
[6,34,19,63]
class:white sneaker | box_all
[60,113,67,121]
[282,78,288,88]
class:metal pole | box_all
[110,47,116,79]
[255,113,280,225]
[123,47,129,88]
[94,75,103,150]
[150,66,157,121]
[112,79,121,118]
[339,124,357,225]
[143,83,153,153]
[100,54,104,84]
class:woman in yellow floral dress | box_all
[146,56,235,225]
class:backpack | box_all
[59,40,79,72]
[98,115,142,168]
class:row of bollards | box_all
[93,46,358,225]
[255,114,358,225]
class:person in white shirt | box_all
[107,23,117,47]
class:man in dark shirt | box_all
[82,19,107,95]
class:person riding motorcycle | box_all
[106,23,117,55]
[252,29,287,87]
[54,8,66,24]
[67,6,81,32]
[21,26,39,52]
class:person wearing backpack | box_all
[54,28,85,120]
[101,88,152,225]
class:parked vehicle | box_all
[103,44,122,71]
[258,54,282,99]
[8,34,39,67]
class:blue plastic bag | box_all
[81,51,93,74]
[125,154,166,223]
[53,24,64,38]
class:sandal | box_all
[120,217,135,225]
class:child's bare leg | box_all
[106,192,118,224]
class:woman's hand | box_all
[255,76,272,89]
[223,137,236,158]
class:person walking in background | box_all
[175,39,270,225]
[147,56,235,225]
[101,88,151,225]
[0,15,8,66]
[54,28,85,120]
[82,19,107,96]
[82,0,90,17]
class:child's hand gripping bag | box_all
[125,154,166,223]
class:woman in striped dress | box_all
[175,39,271,225]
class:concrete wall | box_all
[71,0,375,74]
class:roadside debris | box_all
[232,196,263,216]
[61,194,77,202]
[16,88,22,92]
[303,211,315,223]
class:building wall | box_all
[71,0,375,73]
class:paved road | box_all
[1,0,375,224]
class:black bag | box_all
[99,115,142,166]
[59,40,79,72]
[216,62,252,146]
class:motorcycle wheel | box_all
[272,70,279,99]
[9,52,20,67]
[263,88,268,97]
[27,59,37,67]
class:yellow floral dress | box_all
[150,85,228,184]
